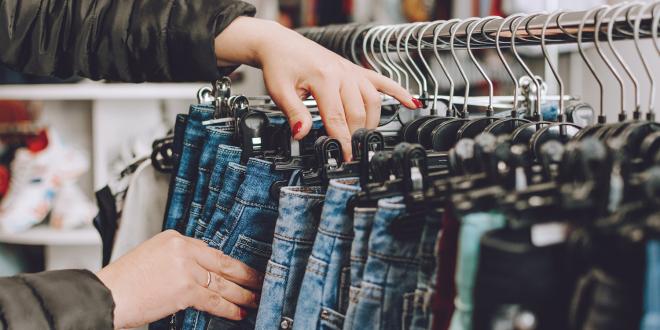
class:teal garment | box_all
[449,212,507,330]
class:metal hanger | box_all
[397,23,425,97]
[634,2,658,121]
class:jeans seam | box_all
[273,232,316,244]
[367,251,419,265]
[234,197,278,212]
[317,227,354,240]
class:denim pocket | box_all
[320,307,345,330]
[338,266,351,313]
[256,261,290,329]
[230,234,273,272]
[402,292,416,330]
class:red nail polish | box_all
[411,98,423,109]
[292,121,303,136]
[240,308,248,319]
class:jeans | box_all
[431,209,460,330]
[347,196,424,330]
[292,178,360,330]
[194,145,242,239]
[410,211,443,330]
[255,186,325,330]
[184,127,234,237]
[189,158,289,330]
[472,227,570,330]
[163,105,214,232]
[162,114,188,230]
[204,162,246,246]
[642,240,660,330]
[449,211,506,330]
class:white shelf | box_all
[0,224,101,246]
[0,81,202,100]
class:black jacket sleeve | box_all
[0,270,115,329]
[0,0,256,82]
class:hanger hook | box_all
[467,16,500,115]
[350,24,374,66]
[395,24,425,98]
[404,22,429,98]
[636,2,660,120]
[434,18,461,116]
[511,13,544,119]
[654,3,660,55]
[362,26,384,75]
[451,18,480,117]
[577,5,609,123]
[417,21,443,114]
[496,14,525,114]
[371,26,395,80]
[541,11,566,120]
[594,4,626,120]
[378,25,403,86]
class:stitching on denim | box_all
[234,197,278,212]
[317,226,354,240]
[174,177,191,185]
[209,186,221,193]
[350,256,367,262]
[273,232,316,244]
[357,282,383,302]
[265,261,288,279]
[235,235,272,259]
[183,142,202,150]
[199,167,211,174]
[305,257,327,277]
[367,250,419,265]
[280,190,326,199]
[329,179,361,192]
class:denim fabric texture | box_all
[184,127,234,237]
[448,211,506,330]
[255,186,325,330]
[641,240,659,330]
[194,158,289,330]
[292,178,360,330]
[162,114,188,231]
[163,105,214,232]
[204,162,246,246]
[194,145,241,239]
[347,196,423,330]
[342,207,377,330]
[410,211,443,330]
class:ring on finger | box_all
[204,271,212,288]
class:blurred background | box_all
[0,0,658,276]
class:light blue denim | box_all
[342,207,377,330]
[449,211,506,330]
[292,178,360,330]
[410,212,443,330]
[255,186,325,330]
[184,127,234,237]
[203,162,246,247]
[642,240,660,330]
[194,145,242,239]
[347,196,423,330]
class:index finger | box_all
[311,82,353,161]
[190,242,264,290]
[363,68,418,109]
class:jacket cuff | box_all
[167,0,256,82]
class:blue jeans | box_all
[204,162,246,247]
[163,105,214,232]
[342,207,377,330]
[292,178,360,330]
[410,212,443,330]
[347,196,423,330]
[449,211,506,330]
[184,127,234,237]
[255,186,325,330]
[193,145,241,239]
[162,114,188,231]
[642,240,660,330]
[189,158,289,330]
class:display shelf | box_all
[0,82,202,100]
[0,224,100,246]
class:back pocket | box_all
[230,234,273,273]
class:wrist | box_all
[214,17,280,68]
[96,268,124,329]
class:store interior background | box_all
[0,0,658,276]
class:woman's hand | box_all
[214,17,421,160]
[96,230,262,329]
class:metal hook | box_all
[384,25,412,88]
[577,5,610,123]
[377,25,402,85]
[654,3,660,55]
[541,11,566,120]
[496,14,525,114]
[593,5,626,120]
[511,13,544,119]
[362,26,384,75]
[350,24,374,65]
[417,21,444,114]
[451,18,480,117]
[404,22,429,98]
[396,24,425,97]
[467,16,500,115]
[434,18,461,116]
[635,2,659,120]
[371,26,395,79]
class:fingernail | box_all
[240,308,248,319]
[292,121,303,137]
[411,98,423,109]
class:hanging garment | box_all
[410,210,443,330]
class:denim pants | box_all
[163,105,214,232]
[184,127,234,237]
[342,207,377,330]
[162,114,188,229]
[346,196,424,330]
[194,145,242,239]
[255,186,325,330]
[642,240,659,330]
[188,158,289,330]
[410,211,443,330]
[292,178,360,330]
[204,162,246,246]
[448,211,506,330]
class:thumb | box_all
[269,86,313,140]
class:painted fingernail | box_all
[292,121,303,137]
[240,308,248,319]
[411,98,423,109]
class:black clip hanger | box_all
[238,110,269,164]
[151,135,175,173]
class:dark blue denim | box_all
[347,196,423,330]
[162,114,188,231]
[642,240,660,330]
[410,212,443,330]
[163,105,214,232]
[193,145,241,239]
[255,186,325,330]
[184,127,234,237]
[191,158,289,330]
[292,178,360,330]
[342,207,377,330]
[204,162,246,247]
